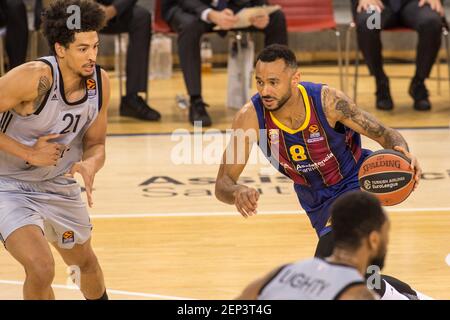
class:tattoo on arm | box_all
[334,96,386,138]
[322,86,408,150]
[34,76,51,111]
[383,128,409,151]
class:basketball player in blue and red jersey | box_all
[215,45,428,299]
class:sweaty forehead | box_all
[73,31,99,44]
[255,60,289,80]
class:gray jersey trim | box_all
[96,65,103,111]
[57,64,88,106]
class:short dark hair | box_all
[255,44,298,69]
[331,191,387,250]
[42,0,105,54]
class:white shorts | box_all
[0,176,92,249]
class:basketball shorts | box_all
[294,149,373,237]
[0,176,92,249]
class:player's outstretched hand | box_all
[65,161,96,208]
[394,146,421,191]
[234,186,260,218]
[28,133,65,167]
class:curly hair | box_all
[331,191,387,251]
[42,0,105,54]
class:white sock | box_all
[379,280,409,300]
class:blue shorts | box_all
[294,149,372,237]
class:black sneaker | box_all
[189,99,212,127]
[409,77,431,111]
[119,95,161,121]
[375,78,394,111]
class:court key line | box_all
[89,207,450,219]
[0,279,195,300]
[106,126,450,137]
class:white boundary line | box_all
[0,280,195,300]
[89,207,450,219]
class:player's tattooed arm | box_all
[321,86,409,151]
[33,76,51,112]
[0,61,52,113]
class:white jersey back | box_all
[258,258,365,300]
[0,56,102,181]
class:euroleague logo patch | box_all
[62,231,75,244]
[86,79,97,98]
[86,79,96,90]
[307,124,324,143]
[308,125,319,134]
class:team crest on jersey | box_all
[62,231,75,244]
[268,129,279,145]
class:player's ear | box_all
[291,69,300,86]
[54,43,66,58]
[368,231,381,251]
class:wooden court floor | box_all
[0,64,449,299]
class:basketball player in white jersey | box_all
[237,191,425,300]
[0,0,109,299]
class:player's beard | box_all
[262,88,292,112]
[369,244,387,271]
[80,62,95,78]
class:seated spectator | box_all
[96,0,160,121]
[0,0,28,70]
[162,0,288,126]
[351,0,445,111]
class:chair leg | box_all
[335,29,344,91]
[345,23,354,93]
[0,36,4,76]
[436,32,442,96]
[236,31,246,104]
[352,26,359,103]
[443,27,450,98]
[436,54,441,95]
[118,34,124,99]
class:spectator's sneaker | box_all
[409,78,431,111]
[375,78,394,111]
[189,99,212,127]
[119,95,161,121]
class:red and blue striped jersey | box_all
[252,82,363,191]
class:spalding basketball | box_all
[358,149,415,206]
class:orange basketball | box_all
[358,149,415,206]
